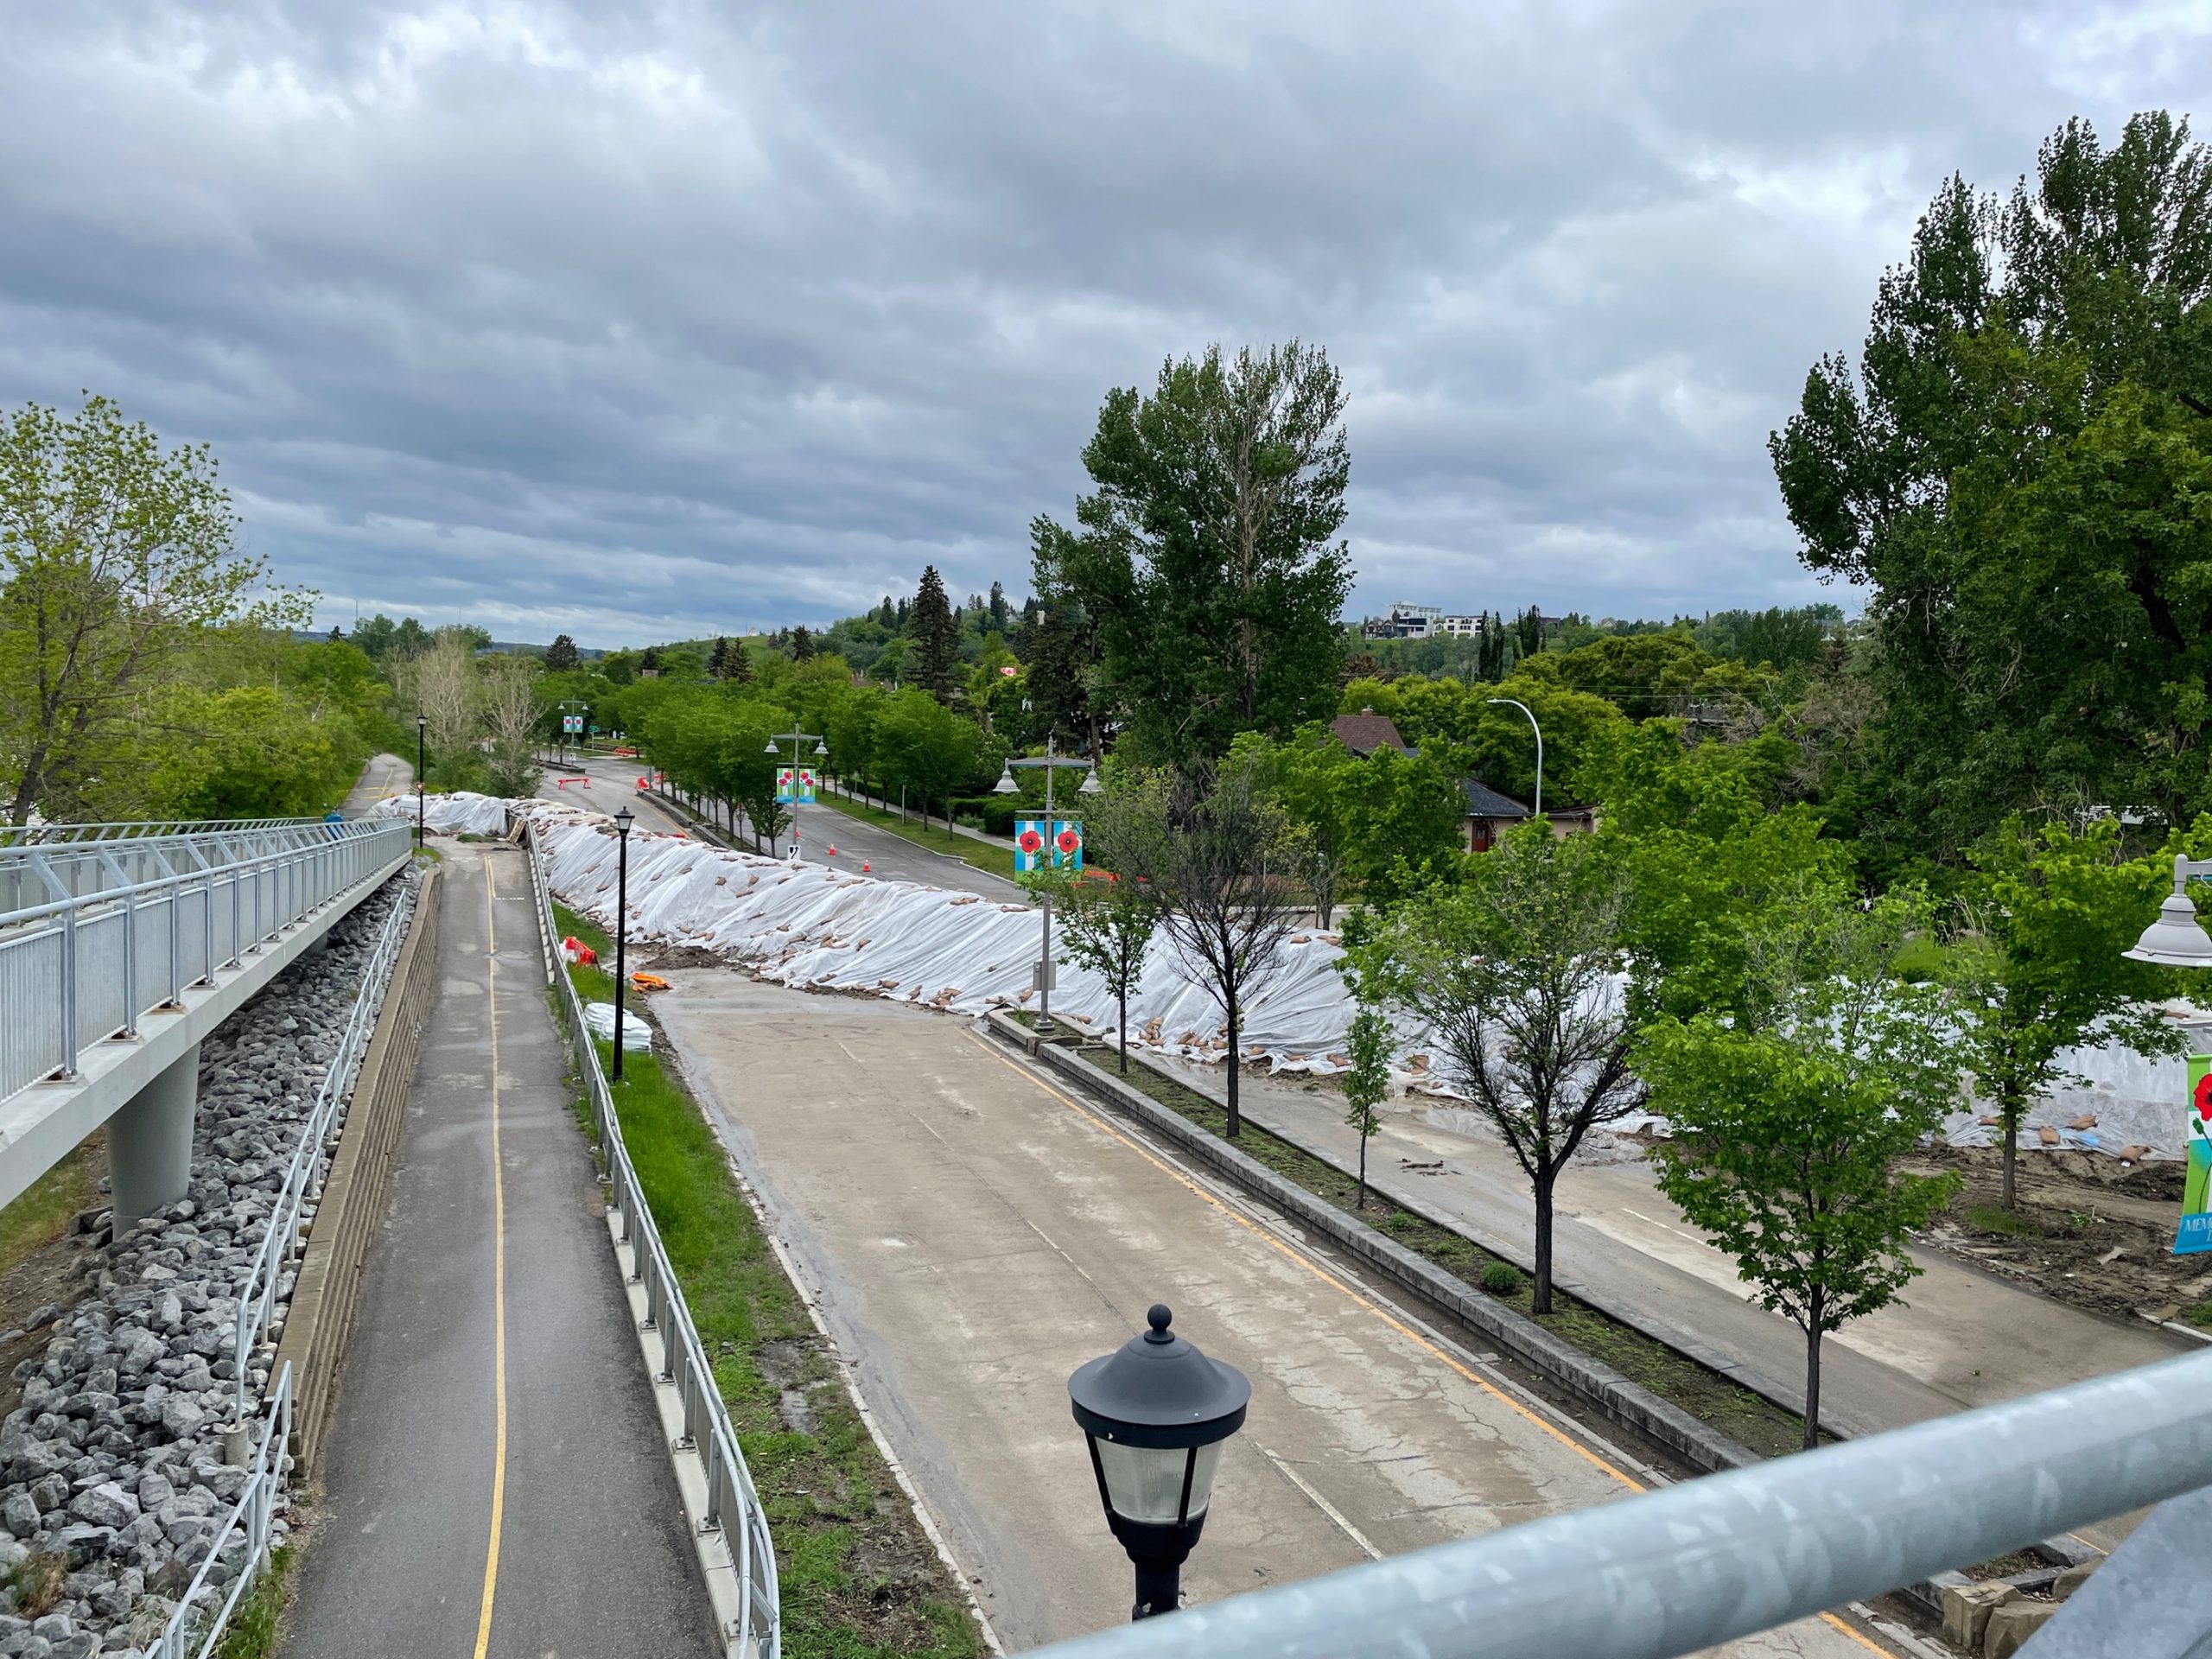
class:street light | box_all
[2126,855,2212,967]
[998,734,1098,1032]
[1486,697,1542,819]
[415,714,427,849]
[766,730,826,859]
[612,805,634,1083]
[1068,1304,1249,1621]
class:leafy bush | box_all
[1478,1261,1524,1296]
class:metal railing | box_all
[0,816,330,848]
[156,1359,293,1659]
[1024,1346,2212,1659]
[0,819,413,1107]
[232,880,418,1409]
[528,836,781,1659]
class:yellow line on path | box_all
[473,857,512,1659]
[963,1033,1892,1658]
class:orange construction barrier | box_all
[630,971,671,993]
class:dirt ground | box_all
[1910,1144,2212,1329]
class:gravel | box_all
[0,873,416,1655]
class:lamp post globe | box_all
[2125,855,2212,968]
[1068,1304,1249,1620]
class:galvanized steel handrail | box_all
[232,881,418,1410]
[0,820,412,1108]
[528,836,781,1659]
[1023,1346,2212,1659]
[0,816,332,848]
[156,1359,293,1659]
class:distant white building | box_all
[1439,614,1484,638]
[1361,602,1445,640]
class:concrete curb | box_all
[980,1010,1764,1476]
[276,862,442,1477]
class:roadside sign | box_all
[1016,817,1082,873]
[776,767,817,805]
[2179,1056,2212,1255]
[563,714,584,734]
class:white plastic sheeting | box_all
[584,1001,654,1052]
[367,791,511,836]
[489,796,2196,1158]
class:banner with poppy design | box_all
[1015,817,1083,873]
[775,767,816,805]
[2180,1054,2212,1255]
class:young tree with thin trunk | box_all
[1638,888,1963,1450]
[1040,868,1160,1074]
[1343,1008,1392,1211]
[408,629,479,780]
[1946,818,2177,1208]
[0,396,293,823]
[1346,825,1642,1313]
[1112,762,1305,1137]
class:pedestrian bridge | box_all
[0,817,414,1226]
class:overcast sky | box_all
[1,3,2203,648]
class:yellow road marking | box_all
[963,1033,1892,1657]
[473,857,512,1659]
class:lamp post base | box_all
[1131,1560,1181,1619]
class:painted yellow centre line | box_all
[473,858,511,1659]
[963,1033,1891,1657]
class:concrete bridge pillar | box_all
[110,1042,200,1233]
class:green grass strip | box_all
[809,791,1019,882]
[551,901,982,1657]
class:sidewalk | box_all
[1154,1058,2187,1463]
[338,753,410,818]
[283,844,717,1658]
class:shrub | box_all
[1478,1261,1524,1296]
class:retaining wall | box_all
[275,863,442,1477]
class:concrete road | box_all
[338,752,411,818]
[283,844,718,1659]
[1197,1061,2190,1437]
[654,972,1895,1656]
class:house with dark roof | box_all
[1330,709,1411,758]
[1461,778,1530,852]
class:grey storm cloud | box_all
[0,2,2204,646]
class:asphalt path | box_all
[338,752,411,818]
[283,843,717,1659]
[656,973,1901,1657]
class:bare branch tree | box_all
[481,656,546,797]
[1110,761,1306,1137]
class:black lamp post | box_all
[415,714,427,849]
[1068,1304,1249,1620]
[612,805,634,1082]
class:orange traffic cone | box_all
[861,861,871,873]
[826,843,839,856]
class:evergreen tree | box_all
[1513,605,1544,661]
[912,565,961,702]
[706,636,728,678]
[791,625,816,662]
[895,596,910,630]
[723,637,754,684]
[988,581,1009,632]
[877,595,896,628]
[545,632,581,673]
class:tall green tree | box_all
[1639,889,1964,1450]
[1947,818,2180,1206]
[545,632,581,673]
[911,565,960,703]
[1772,111,2212,852]
[0,396,298,823]
[1041,868,1161,1075]
[1347,827,1643,1314]
[1037,341,1352,765]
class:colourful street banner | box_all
[1015,817,1083,873]
[775,767,816,806]
[2180,1054,2212,1255]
